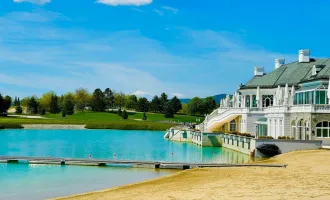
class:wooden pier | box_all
[0,156,287,170]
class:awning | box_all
[255,118,268,125]
[296,84,326,92]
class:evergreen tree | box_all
[104,88,115,111]
[3,96,12,112]
[164,102,174,118]
[49,94,60,114]
[14,97,17,106]
[17,97,20,106]
[91,88,105,111]
[159,93,168,113]
[122,110,128,119]
[150,95,161,113]
[137,97,149,112]
[170,96,182,114]
[27,96,39,114]
[63,93,75,115]
[142,112,147,120]
[0,95,4,113]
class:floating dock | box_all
[0,156,287,170]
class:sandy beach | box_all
[54,149,330,200]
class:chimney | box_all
[254,67,264,76]
[275,58,285,69]
[299,49,310,63]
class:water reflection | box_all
[0,130,252,164]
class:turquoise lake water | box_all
[0,129,251,200]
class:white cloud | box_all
[133,90,153,98]
[162,6,178,14]
[96,0,152,6]
[172,93,185,98]
[13,0,51,5]
[153,9,164,16]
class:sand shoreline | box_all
[22,124,86,130]
[53,149,330,200]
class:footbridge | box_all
[0,156,287,170]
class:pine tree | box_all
[142,112,147,120]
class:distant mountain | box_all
[180,94,228,104]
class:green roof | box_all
[242,58,330,89]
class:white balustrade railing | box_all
[200,104,330,131]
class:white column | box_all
[250,95,253,108]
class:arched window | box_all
[230,119,237,131]
[262,95,274,107]
[316,121,330,138]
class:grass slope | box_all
[0,112,204,130]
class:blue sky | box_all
[1,0,330,99]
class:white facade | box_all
[201,49,330,142]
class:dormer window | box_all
[312,65,324,76]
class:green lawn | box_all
[0,112,204,130]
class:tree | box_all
[142,112,147,120]
[3,96,12,112]
[49,94,60,114]
[178,103,188,115]
[15,106,23,114]
[137,97,149,112]
[14,97,17,106]
[117,107,122,116]
[125,95,138,110]
[75,88,91,112]
[114,92,126,110]
[91,88,105,112]
[63,93,75,115]
[204,96,217,114]
[17,97,20,106]
[170,96,182,114]
[188,97,204,115]
[159,93,168,113]
[122,110,128,119]
[27,96,39,114]
[164,102,174,118]
[39,92,54,112]
[39,108,46,115]
[103,88,115,111]
[150,96,161,113]
[0,95,11,114]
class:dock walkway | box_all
[0,156,287,170]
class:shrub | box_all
[259,136,274,139]
[85,122,173,131]
[0,123,23,129]
[39,108,46,115]
[15,106,23,114]
[122,110,128,120]
[62,109,67,117]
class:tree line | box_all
[1,88,218,118]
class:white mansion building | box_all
[201,49,330,142]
